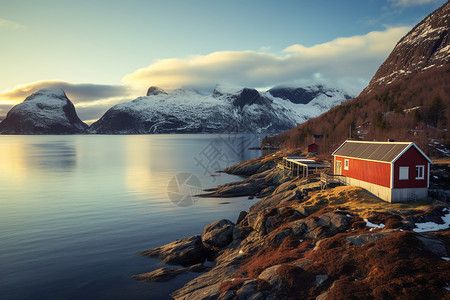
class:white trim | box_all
[390,162,394,189]
[391,142,433,164]
[411,142,433,164]
[331,140,348,156]
[399,167,409,180]
[390,143,413,164]
[415,165,425,180]
[344,140,411,145]
[427,162,430,188]
[333,140,433,165]
[344,159,349,170]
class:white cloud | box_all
[0,80,133,102]
[123,26,410,94]
[0,18,26,29]
[388,0,439,7]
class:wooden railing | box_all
[320,173,346,189]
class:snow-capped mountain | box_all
[89,85,353,134]
[0,89,88,134]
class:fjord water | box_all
[0,134,262,300]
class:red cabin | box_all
[332,140,432,203]
[307,143,318,154]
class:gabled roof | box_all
[332,140,433,164]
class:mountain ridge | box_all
[89,85,352,134]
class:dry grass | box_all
[432,157,450,164]
[294,186,438,218]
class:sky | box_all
[0,0,447,123]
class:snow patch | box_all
[413,210,450,233]
[364,219,385,231]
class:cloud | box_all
[0,18,26,29]
[388,0,439,7]
[0,80,133,103]
[123,26,410,94]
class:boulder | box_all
[202,219,235,250]
[232,226,253,241]
[141,235,210,266]
[416,234,448,257]
[346,231,396,246]
[258,264,283,290]
[236,211,248,225]
[317,212,348,234]
[133,267,187,282]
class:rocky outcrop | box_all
[137,154,450,299]
[140,235,211,266]
[0,89,88,134]
[202,219,235,250]
[269,85,353,105]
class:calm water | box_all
[0,134,262,300]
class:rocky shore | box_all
[136,153,450,299]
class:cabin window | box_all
[415,165,424,180]
[344,159,349,170]
[399,167,409,180]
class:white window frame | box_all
[344,159,349,170]
[415,165,424,180]
[399,167,409,180]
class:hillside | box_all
[270,1,450,155]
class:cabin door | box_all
[336,161,342,175]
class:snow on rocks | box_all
[364,219,385,231]
[413,208,450,233]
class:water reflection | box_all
[28,141,76,172]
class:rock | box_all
[317,212,348,234]
[258,264,283,290]
[346,231,396,246]
[236,279,259,299]
[416,234,448,257]
[296,206,309,217]
[236,211,248,225]
[291,219,308,236]
[268,229,293,245]
[172,283,221,300]
[316,291,329,300]
[202,219,235,250]
[233,226,253,241]
[247,291,266,300]
[293,259,314,269]
[406,206,448,224]
[314,274,329,287]
[141,235,210,266]
[133,267,187,282]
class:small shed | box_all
[332,140,433,203]
[307,143,318,155]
